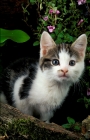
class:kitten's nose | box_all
[61,69,68,74]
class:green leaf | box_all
[0,28,30,43]
[57,32,64,38]
[86,31,90,36]
[67,117,75,124]
[87,46,90,51]
[57,24,63,30]
[62,124,71,129]
[51,33,56,40]
[33,41,39,46]
[64,6,67,14]
[74,125,81,131]
[55,38,62,44]
[87,0,90,3]
[53,7,57,11]
[0,28,9,43]
[0,42,6,47]
[85,104,89,109]
[54,29,59,36]
[77,98,84,102]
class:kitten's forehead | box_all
[40,43,81,70]
[57,43,80,59]
[57,43,71,52]
[59,50,71,60]
[44,43,80,60]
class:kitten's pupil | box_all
[52,59,59,66]
[69,60,75,66]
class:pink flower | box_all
[77,0,86,5]
[55,10,60,15]
[87,88,90,96]
[78,19,84,26]
[47,25,55,33]
[43,16,48,21]
[49,9,60,15]
[49,9,54,14]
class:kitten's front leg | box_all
[40,110,53,123]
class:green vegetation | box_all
[0,28,30,46]
[0,118,78,140]
[62,117,81,132]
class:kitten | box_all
[0,31,87,122]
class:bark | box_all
[0,103,85,140]
[81,115,90,139]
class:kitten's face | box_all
[39,31,87,84]
[40,45,84,83]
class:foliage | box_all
[0,118,77,140]
[30,0,90,46]
[25,0,90,110]
[0,28,30,46]
[62,117,81,132]
[0,28,30,75]
[77,94,90,109]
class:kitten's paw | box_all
[43,120,50,123]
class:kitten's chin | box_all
[56,75,71,83]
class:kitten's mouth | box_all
[58,74,68,77]
[58,75,68,79]
[60,76,68,78]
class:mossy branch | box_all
[0,103,85,140]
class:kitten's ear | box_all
[40,31,56,57]
[72,34,87,58]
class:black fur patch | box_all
[19,63,37,100]
[0,58,38,104]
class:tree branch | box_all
[0,103,85,140]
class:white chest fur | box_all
[29,68,70,109]
[27,68,71,122]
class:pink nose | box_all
[61,69,68,74]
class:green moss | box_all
[0,119,85,140]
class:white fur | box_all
[27,51,84,122]
[10,35,86,122]
[28,66,71,121]
[13,75,29,114]
[0,31,87,122]
[11,50,85,122]
[52,50,84,83]
[10,59,71,122]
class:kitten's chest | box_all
[29,69,69,108]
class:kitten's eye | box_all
[69,60,75,66]
[52,59,59,66]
